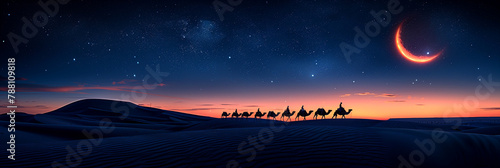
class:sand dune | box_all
[1,99,500,167]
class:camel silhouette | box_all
[313,108,332,120]
[231,109,242,118]
[267,111,281,120]
[221,111,231,118]
[280,106,295,122]
[281,110,295,122]
[295,105,314,121]
[333,108,353,119]
[241,112,254,118]
[254,108,267,119]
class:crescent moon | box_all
[395,23,444,63]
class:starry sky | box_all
[1,0,499,119]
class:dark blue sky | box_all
[1,0,499,118]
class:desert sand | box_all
[1,99,499,167]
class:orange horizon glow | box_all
[10,97,500,121]
[8,89,500,121]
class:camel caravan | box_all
[221,102,353,121]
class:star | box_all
[352,80,355,83]
[271,80,274,83]
[73,58,76,61]
[426,51,430,55]
[133,74,136,77]
[311,74,315,77]
[228,56,231,59]
[137,61,140,64]
[7,14,10,16]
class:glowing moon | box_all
[395,23,444,63]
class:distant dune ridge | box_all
[1,99,500,167]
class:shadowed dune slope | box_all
[2,124,500,167]
[2,99,500,167]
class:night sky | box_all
[1,0,499,119]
